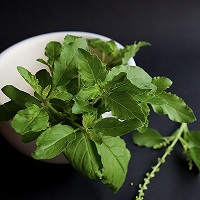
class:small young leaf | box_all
[108,41,150,66]
[94,117,143,137]
[104,91,145,122]
[17,66,43,95]
[95,136,131,193]
[63,130,102,180]
[36,58,51,68]
[82,111,97,128]
[152,76,173,93]
[35,69,52,89]
[121,41,151,64]
[133,128,164,148]
[63,35,79,45]
[35,69,52,99]
[11,104,49,135]
[48,86,73,101]
[41,85,51,99]
[1,85,41,106]
[72,99,96,114]
[152,92,196,123]
[77,49,107,87]
[63,34,88,48]
[32,124,75,159]
[76,84,100,101]
[137,102,150,133]
[88,38,118,55]
[44,41,62,66]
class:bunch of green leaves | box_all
[0,34,196,194]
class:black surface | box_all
[1,1,200,200]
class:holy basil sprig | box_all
[132,123,200,200]
[0,34,196,195]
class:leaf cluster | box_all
[0,35,196,193]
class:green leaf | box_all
[108,41,150,66]
[105,65,155,90]
[35,69,52,99]
[17,66,43,95]
[76,84,100,101]
[63,130,102,180]
[35,69,52,89]
[41,85,51,99]
[77,49,107,87]
[187,147,200,171]
[48,86,73,101]
[184,131,200,149]
[82,111,97,128]
[36,58,51,68]
[66,78,79,95]
[104,72,127,91]
[11,104,49,135]
[1,85,41,106]
[106,76,152,103]
[72,99,96,114]
[32,124,75,159]
[95,136,131,193]
[88,38,118,55]
[152,92,196,123]
[121,41,151,64]
[0,101,24,121]
[137,102,150,132]
[94,117,143,137]
[184,130,200,171]
[63,34,86,46]
[44,41,62,66]
[52,37,88,87]
[152,76,173,93]
[104,91,145,122]
[22,131,41,143]
[133,128,164,147]
[134,91,167,105]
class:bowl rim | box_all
[0,31,127,56]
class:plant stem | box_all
[135,123,187,200]
[78,74,81,90]
[45,101,65,119]
[102,52,106,63]
[66,116,84,130]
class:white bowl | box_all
[0,31,136,164]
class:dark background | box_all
[1,0,200,199]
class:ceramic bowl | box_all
[0,31,136,164]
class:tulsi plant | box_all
[0,34,198,199]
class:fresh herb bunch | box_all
[0,34,197,196]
